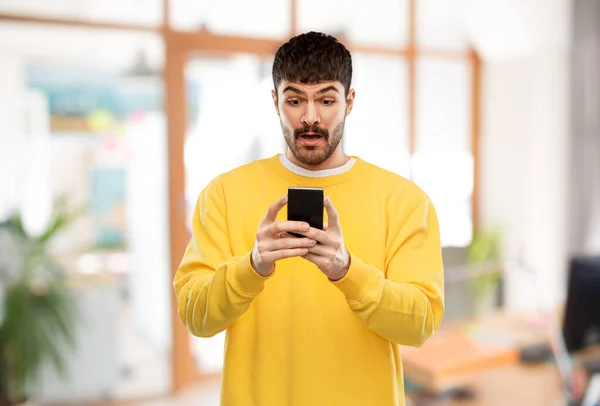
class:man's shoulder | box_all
[223,156,273,176]
[208,155,277,189]
[358,158,428,201]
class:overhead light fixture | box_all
[124,48,160,78]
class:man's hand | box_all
[299,196,350,281]
[251,195,317,276]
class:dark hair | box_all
[272,31,352,96]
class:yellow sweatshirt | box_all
[174,155,444,406]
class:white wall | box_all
[0,54,27,219]
[125,111,172,354]
[477,0,571,310]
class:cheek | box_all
[321,107,346,127]
[280,106,301,126]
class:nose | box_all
[301,101,320,126]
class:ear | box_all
[345,89,355,117]
[271,89,280,116]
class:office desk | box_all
[404,310,569,406]
[408,362,565,406]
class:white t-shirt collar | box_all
[279,153,356,178]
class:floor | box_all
[95,379,222,406]
[141,382,221,406]
[112,297,171,400]
[112,300,227,402]
[112,296,222,406]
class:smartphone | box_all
[287,187,324,238]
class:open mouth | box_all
[298,133,324,146]
[300,133,322,140]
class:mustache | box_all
[293,125,328,139]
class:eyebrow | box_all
[316,86,340,95]
[281,85,340,95]
[282,85,305,95]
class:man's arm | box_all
[173,178,316,338]
[173,178,271,338]
[331,198,444,347]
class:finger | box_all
[264,195,288,223]
[264,237,316,252]
[306,243,334,257]
[263,248,309,262]
[323,222,328,231]
[297,227,336,246]
[302,253,328,269]
[324,196,339,228]
[268,220,310,236]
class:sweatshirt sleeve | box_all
[173,177,272,338]
[332,197,444,347]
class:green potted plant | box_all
[0,199,80,405]
[467,228,503,314]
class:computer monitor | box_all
[562,256,600,353]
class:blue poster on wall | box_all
[89,167,126,249]
[25,65,199,133]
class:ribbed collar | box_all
[265,154,364,187]
[278,154,356,178]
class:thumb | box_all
[324,196,339,229]
[264,194,288,224]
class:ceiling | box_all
[0,0,571,68]
[0,22,163,70]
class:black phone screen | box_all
[287,187,324,237]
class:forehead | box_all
[277,80,344,95]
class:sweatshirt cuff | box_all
[227,252,273,297]
[331,253,381,302]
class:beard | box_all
[281,121,345,166]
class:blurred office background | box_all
[0,0,599,405]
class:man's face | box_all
[272,81,355,166]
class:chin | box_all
[295,151,329,166]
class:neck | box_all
[285,148,350,171]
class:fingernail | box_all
[303,223,310,230]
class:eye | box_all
[287,99,301,106]
[322,99,335,106]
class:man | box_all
[174,31,444,406]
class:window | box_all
[184,54,280,208]
[414,58,472,246]
[345,54,410,178]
